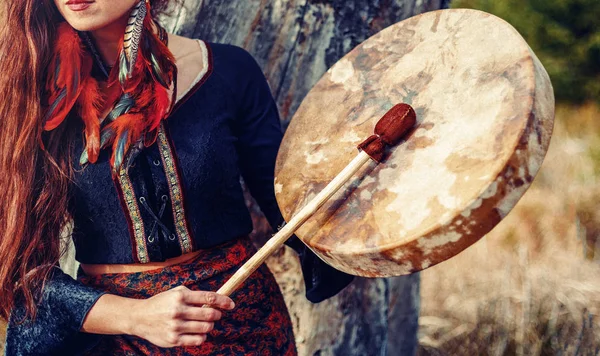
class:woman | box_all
[0,0,354,354]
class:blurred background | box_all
[418,0,600,354]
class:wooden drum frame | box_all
[273,9,555,277]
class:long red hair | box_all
[0,0,174,321]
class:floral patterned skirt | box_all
[78,235,297,355]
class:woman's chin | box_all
[62,18,111,32]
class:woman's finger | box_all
[177,321,214,334]
[174,334,207,347]
[181,306,223,321]
[183,290,235,310]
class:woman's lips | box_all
[66,1,93,11]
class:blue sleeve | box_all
[225,44,354,303]
[5,266,106,356]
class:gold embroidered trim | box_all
[157,122,193,253]
[117,165,149,263]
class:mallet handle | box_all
[216,151,372,296]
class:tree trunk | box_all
[159,1,447,355]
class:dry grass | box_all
[418,103,600,355]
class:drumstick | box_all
[215,103,416,297]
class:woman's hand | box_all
[128,285,235,347]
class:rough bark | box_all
[159,1,447,355]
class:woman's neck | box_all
[88,15,160,68]
[88,13,130,67]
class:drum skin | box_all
[274,9,554,277]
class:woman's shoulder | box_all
[168,33,259,71]
[166,33,269,106]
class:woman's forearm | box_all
[80,293,139,335]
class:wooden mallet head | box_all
[357,103,416,162]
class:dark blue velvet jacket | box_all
[5,41,353,355]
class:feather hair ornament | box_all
[41,0,177,176]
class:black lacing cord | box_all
[139,195,175,242]
[146,195,166,241]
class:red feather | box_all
[144,128,159,147]
[144,27,176,87]
[106,113,145,169]
[149,84,170,132]
[123,54,147,94]
[77,76,103,163]
[133,80,155,109]
[43,23,90,131]
[99,82,123,126]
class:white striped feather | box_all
[122,0,146,76]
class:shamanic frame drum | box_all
[273,9,555,277]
